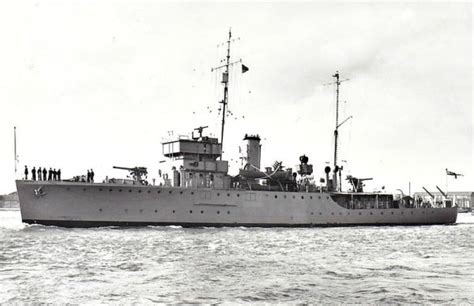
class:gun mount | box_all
[113,166,148,184]
[346,175,373,193]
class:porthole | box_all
[109,189,112,192]
[180,191,183,194]
[401,212,404,215]
[169,191,172,194]
[326,196,329,200]
[331,212,334,215]
[200,210,204,214]
[370,212,373,215]
[237,194,240,197]
[318,196,321,199]
[311,212,314,215]
[284,195,287,199]
[359,212,362,215]
[422,211,425,214]
[191,192,194,195]
[157,190,161,194]
[83,188,87,191]
[339,212,342,215]
[275,195,278,199]
[391,212,394,215]
[99,208,102,212]
[227,211,230,214]
[265,194,269,197]
[139,209,143,213]
[154,209,157,213]
[138,190,142,193]
[381,212,384,215]
[148,190,151,193]
[128,190,132,193]
[347,212,350,215]
[119,189,122,192]
[411,211,414,215]
[217,193,220,196]
[172,210,175,213]
[217,211,220,214]
[125,209,128,212]
[310,196,313,199]
[227,193,230,197]
[301,196,304,199]
[319,212,322,215]
[99,188,103,191]
[66,187,70,191]
[293,195,296,199]
[189,210,193,214]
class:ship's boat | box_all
[15,31,457,227]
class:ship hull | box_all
[16,180,458,228]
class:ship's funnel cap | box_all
[243,134,261,141]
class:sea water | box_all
[0,210,473,303]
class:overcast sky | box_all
[0,1,472,195]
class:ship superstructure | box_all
[15,30,457,227]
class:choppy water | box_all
[0,210,473,303]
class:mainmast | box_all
[219,29,232,160]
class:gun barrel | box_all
[422,187,435,199]
[113,166,134,171]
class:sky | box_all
[0,1,472,195]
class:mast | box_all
[14,126,17,175]
[330,71,350,192]
[219,29,232,160]
[333,71,340,191]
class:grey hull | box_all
[16,180,458,228]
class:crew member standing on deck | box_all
[87,170,90,183]
[42,167,47,181]
[37,167,42,181]
[53,169,57,181]
[90,169,95,183]
[24,166,28,180]
[48,168,52,181]
[32,167,36,181]
[58,169,61,181]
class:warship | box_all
[16,31,457,227]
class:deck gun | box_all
[346,175,373,192]
[113,166,148,184]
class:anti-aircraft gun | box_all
[346,175,373,193]
[113,166,149,185]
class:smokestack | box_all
[243,134,261,171]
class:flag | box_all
[446,168,462,179]
[242,64,249,73]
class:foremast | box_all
[219,29,232,160]
[331,71,351,192]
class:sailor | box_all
[57,169,61,181]
[24,166,29,180]
[32,167,36,181]
[87,170,90,183]
[42,167,47,181]
[37,167,42,181]
[48,168,53,181]
[90,169,95,183]
[53,169,57,181]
